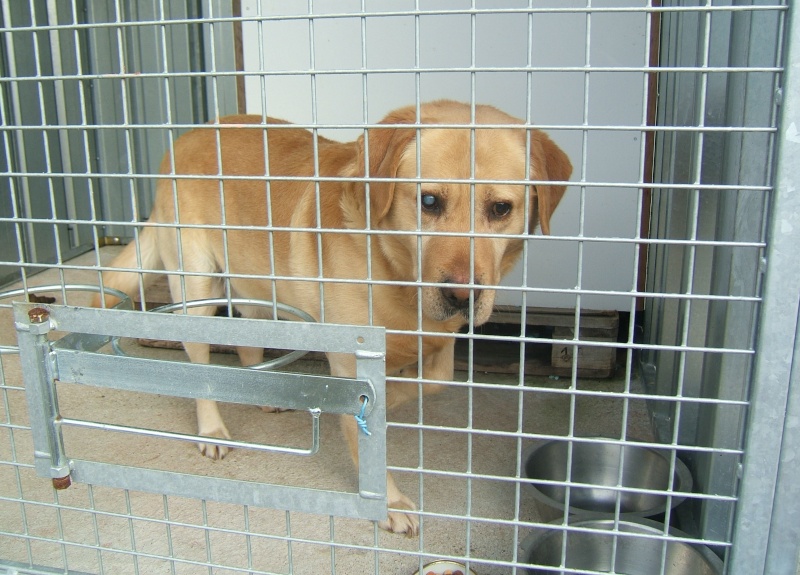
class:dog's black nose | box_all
[441,279,480,310]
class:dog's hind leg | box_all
[166,272,232,460]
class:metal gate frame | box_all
[12,298,388,522]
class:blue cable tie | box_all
[355,397,371,436]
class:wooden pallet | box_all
[454,306,619,379]
[135,278,619,378]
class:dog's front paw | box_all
[379,498,419,537]
[197,427,231,460]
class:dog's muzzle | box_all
[440,279,482,318]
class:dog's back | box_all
[93,116,356,311]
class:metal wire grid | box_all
[0,1,795,574]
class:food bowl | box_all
[521,517,722,575]
[523,439,692,517]
[413,560,477,575]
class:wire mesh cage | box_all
[1,2,798,575]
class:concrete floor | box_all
[0,248,654,575]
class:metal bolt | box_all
[28,307,50,324]
[52,475,72,490]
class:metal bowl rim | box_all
[520,516,723,574]
[522,437,693,517]
[412,559,478,575]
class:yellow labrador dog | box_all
[94,100,571,535]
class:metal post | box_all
[729,4,800,573]
[14,307,72,489]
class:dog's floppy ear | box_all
[357,106,419,223]
[529,131,572,235]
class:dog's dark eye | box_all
[492,202,513,218]
[420,193,441,213]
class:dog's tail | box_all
[91,225,163,310]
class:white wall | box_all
[240,0,647,311]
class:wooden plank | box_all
[134,275,172,310]
[454,338,617,379]
[139,278,618,331]
[490,305,619,330]
[139,336,617,379]
[136,277,619,378]
[550,326,617,376]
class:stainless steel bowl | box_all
[413,560,477,575]
[523,439,692,517]
[521,517,722,575]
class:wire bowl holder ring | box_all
[109,298,316,370]
[0,284,132,355]
[111,298,317,370]
[1,286,316,373]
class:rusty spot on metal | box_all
[28,307,50,324]
[52,475,72,490]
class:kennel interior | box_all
[1,1,799,574]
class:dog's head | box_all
[351,100,572,328]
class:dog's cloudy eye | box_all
[492,202,512,218]
[420,193,441,213]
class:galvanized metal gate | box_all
[1,2,798,574]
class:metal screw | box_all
[28,307,50,324]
